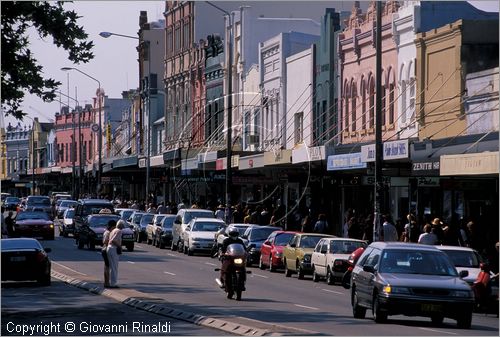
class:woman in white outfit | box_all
[106,220,124,288]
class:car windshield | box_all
[330,240,366,254]
[82,205,113,216]
[379,249,458,276]
[162,217,175,228]
[133,214,144,224]
[89,216,120,228]
[155,216,165,224]
[441,249,481,268]
[121,210,134,220]
[275,233,294,245]
[16,212,50,221]
[299,236,323,248]
[183,211,214,223]
[65,209,75,218]
[192,222,221,232]
[1,239,43,251]
[140,214,154,225]
[249,227,279,241]
[27,197,50,205]
[6,197,20,203]
[60,201,77,207]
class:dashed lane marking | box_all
[252,273,269,279]
[322,288,344,295]
[294,304,319,310]
[419,328,458,335]
[126,261,135,264]
[163,271,176,276]
[166,253,176,257]
[205,262,217,267]
[52,261,87,276]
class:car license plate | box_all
[10,256,26,262]
[421,304,442,312]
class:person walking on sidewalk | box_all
[102,220,116,287]
[106,220,124,288]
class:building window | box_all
[351,89,357,132]
[183,22,190,49]
[175,26,181,52]
[167,30,173,57]
[322,100,327,141]
[389,83,395,124]
[401,80,407,124]
[409,78,416,121]
[344,97,349,133]
[369,80,375,128]
[294,112,303,144]
[381,86,386,125]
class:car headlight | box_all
[383,285,410,295]
[234,258,244,265]
[303,254,311,262]
[451,290,473,298]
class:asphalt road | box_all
[31,223,499,337]
[1,280,227,336]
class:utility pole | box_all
[373,1,383,242]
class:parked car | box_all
[183,218,225,255]
[215,224,252,255]
[146,214,166,245]
[171,208,215,252]
[76,213,134,251]
[127,211,146,228]
[436,245,485,285]
[283,233,334,279]
[259,230,299,271]
[242,225,288,267]
[1,238,52,285]
[134,213,154,243]
[60,208,75,237]
[155,215,176,249]
[56,200,77,218]
[115,208,136,222]
[349,242,474,328]
[13,211,55,240]
[4,197,20,211]
[25,196,54,219]
[73,199,114,241]
[311,238,367,284]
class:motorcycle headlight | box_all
[234,258,244,265]
[303,254,311,262]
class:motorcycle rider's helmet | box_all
[227,226,239,239]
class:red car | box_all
[259,230,300,271]
[13,211,55,240]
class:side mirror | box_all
[241,234,248,239]
[363,265,375,273]
[186,226,191,231]
[321,249,327,254]
[459,270,469,278]
[290,243,296,248]
[44,248,52,253]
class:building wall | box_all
[338,1,400,145]
[286,47,314,149]
[205,35,225,148]
[241,64,260,151]
[5,124,30,179]
[190,41,206,148]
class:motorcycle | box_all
[215,243,251,300]
[341,247,365,289]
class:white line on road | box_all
[321,288,344,295]
[126,261,135,264]
[135,245,142,249]
[294,304,319,311]
[166,253,176,257]
[164,271,176,276]
[205,262,217,267]
[253,273,269,279]
[419,328,458,335]
[52,261,87,276]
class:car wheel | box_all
[326,267,334,285]
[312,266,320,282]
[373,295,387,323]
[126,244,134,252]
[37,273,51,286]
[258,256,265,270]
[352,287,366,318]
[284,259,292,277]
[456,310,472,329]
[269,256,276,272]
[431,314,444,326]
[297,261,304,280]
[177,241,183,253]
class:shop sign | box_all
[139,158,147,168]
[292,145,325,164]
[239,154,264,170]
[361,139,409,162]
[327,153,366,171]
[216,156,240,170]
[232,176,275,185]
[197,151,218,163]
[416,177,440,187]
[101,176,122,184]
[412,159,440,176]
[440,152,499,176]
[361,176,391,186]
[264,149,292,166]
[181,157,198,171]
[150,155,164,167]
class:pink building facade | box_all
[190,40,206,148]
[338,1,400,145]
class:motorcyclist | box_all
[219,226,246,288]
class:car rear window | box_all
[162,217,175,228]
[82,204,114,216]
[65,209,75,218]
[1,239,43,251]
[299,235,323,248]
[183,211,214,223]
[27,197,50,205]
[6,197,20,203]
[249,227,280,241]
[330,240,366,254]
[16,212,50,221]
[140,214,154,225]
[192,222,222,232]
[89,215,120,227]
[275,233,294,245]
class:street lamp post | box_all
[61,67,102,194]
[206,1,233,224]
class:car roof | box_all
[192,217,225,223]
[89,214,120,218]
[79,199,112,204]
[322,237,366,243]
[229,223,252,227]
[182,208,213,213]
[248,225,282,230]
[272,230,301,234]
[369,241,440,251]
[295,233,335,237]
[436,245,476,252]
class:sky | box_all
[3,0,499,128]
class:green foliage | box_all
[1,1,94,119]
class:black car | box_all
[155,215,176,249]
[77,214,120,250]
[25,196,53,219]
[349,242,474,328]
[1,238,52,286]
[241,225,282,266]
[134,213,154,243]
[73,199,114,241]
[4,197,20,211]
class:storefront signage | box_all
[139,158,146,168]
[101,176,122,184]
[181,157,199,171]
[292,145,325,164]
[416,177,440,187]
[440,152,499,176]
[216,156,240,170]
[327,153,366,171]
[361,139,409,162]
[411,159,440,176]
[239,154,264,170]
[150,155,164,167]
[197,151,218,163]
[264,149,292,166]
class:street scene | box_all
[1,0,499,336]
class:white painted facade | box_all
[241,64,261,151]
[285,47,314,149]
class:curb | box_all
[52,270,272,336]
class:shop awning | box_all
[440,151,499,176]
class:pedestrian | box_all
[157,202,167,214]
[131,200,139,210]
[403,214,420,243]
[382,214,398,242]
[418,224,438,245]
[301,215,312,233]
[431,218,444,244]
[106,220,124,288]
[243,209,252,224]
[215,204,225,220]
[313,214,329,234]
[102,220,116,287]
[146,203,156,213]
[348,217,361,239]
[261,207,271,225]
[342,217,350,238]
[5,211,15,238]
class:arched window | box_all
[409,78,416,121]
[344,82,350,133]
[389,83,395,124]
[381,85,386,125]
[369,79,375,128]
[401,80,407,124]
[361,79,366,130]
[351,84,357,132]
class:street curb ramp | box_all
[52,270,273,336]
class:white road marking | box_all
[135,245,142,249]
[126,261,135,264]
[164,271,176,276]
[253,273,269,279]
[321,288,344,295]
[294,304,319,311]
[166,253,176,257]
[419,328,458,335]
[205,262,217,267]
[52,261,87,276]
